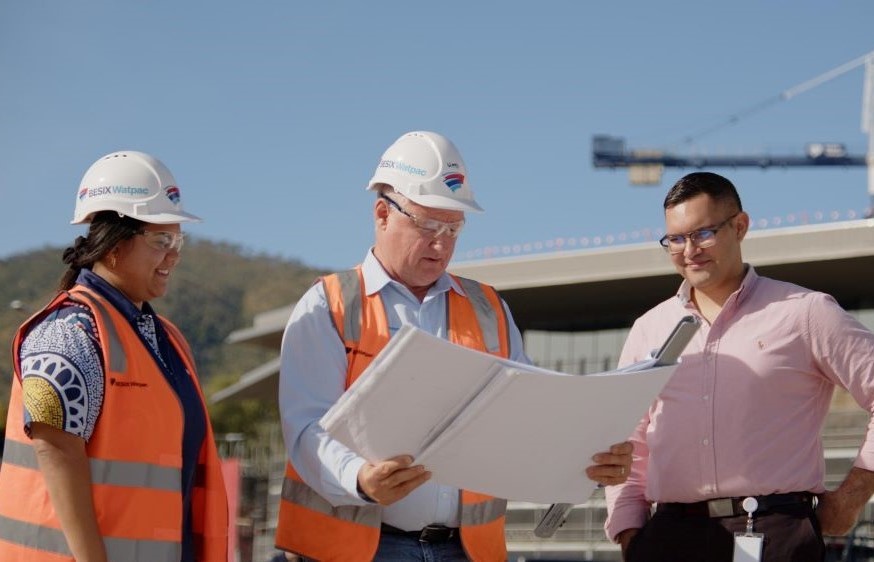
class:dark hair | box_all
[663,172,743,213]
[59,211,146,290]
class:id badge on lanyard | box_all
[733,497,764,562]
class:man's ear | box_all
[374,198,390,228]
[735,211,750,242]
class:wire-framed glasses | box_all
[658,213,739,254]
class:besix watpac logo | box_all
[442,173,465,192]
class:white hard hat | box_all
[367,131,483,213]
[72,151,201,225]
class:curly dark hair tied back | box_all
[59,212,146,290]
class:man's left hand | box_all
[817,466,874,536]
[585,441,633,486]
[817,490,860,536]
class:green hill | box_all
[0,239,328,432]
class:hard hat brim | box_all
[71,209,203,225]
[405,192,484,213]
[366,181,484,213]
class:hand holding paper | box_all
[357,455,431,506]
[587,441,634,486]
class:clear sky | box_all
[2,1,872,270]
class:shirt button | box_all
[703,394,710,401]
[702,438,710,445]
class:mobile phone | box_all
[533,502,575,538]
[652,315,699,366]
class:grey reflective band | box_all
[3,440,181,492]
[337,269,362,343]
[0,514,181,561]
[3,440,39,470]
[69,291,127,373]
[103,533,182,561]
[89,455,182,492]
[282,477,380,528]
[460,497,507,526]
[454,277,505,355]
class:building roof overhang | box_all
[213,219,874,403]
[449,219,874,331]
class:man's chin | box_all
[683,271,713,288]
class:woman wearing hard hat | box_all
[0,151,228,562]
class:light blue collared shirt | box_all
[278,250,528,531]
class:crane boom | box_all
[781,51,873,100]
[592,136,866,169]
[594,50,874,206]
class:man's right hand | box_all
[616,528,639,560]
[357,455,431,506]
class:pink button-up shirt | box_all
[605,266,874,540]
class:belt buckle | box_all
[418,524,453,543]
[707,498,735,518]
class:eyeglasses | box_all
[658,212,739,254]
[380,194,465,239]
[137,230,185,252]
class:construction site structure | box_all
[592,50,874,211]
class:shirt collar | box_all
[360,248,463,298]
[676,263,758,306]
[76,268,158,323]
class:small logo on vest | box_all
[110,377,149,388]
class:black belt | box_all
[656,492,816,518]
[380,523,458,543]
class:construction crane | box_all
[593,50,874,210]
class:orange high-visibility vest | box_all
[0,285,229,562]
[275,267,511,561]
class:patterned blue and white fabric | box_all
[19,302,104,441]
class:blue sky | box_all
[1,1,872,271]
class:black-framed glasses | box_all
[137,230,184,252]
[658,212,739,254]
[380,194,465,239]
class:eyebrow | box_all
[667,223,719,235]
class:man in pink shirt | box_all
[605,172,874,561]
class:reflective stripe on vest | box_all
[460,497,508,526]
[281,476,380,527]
[83,291,127,373]
[0,515,181,561]
[1,440,181,492]
[454,276,508,355]
[338,268,362,343]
